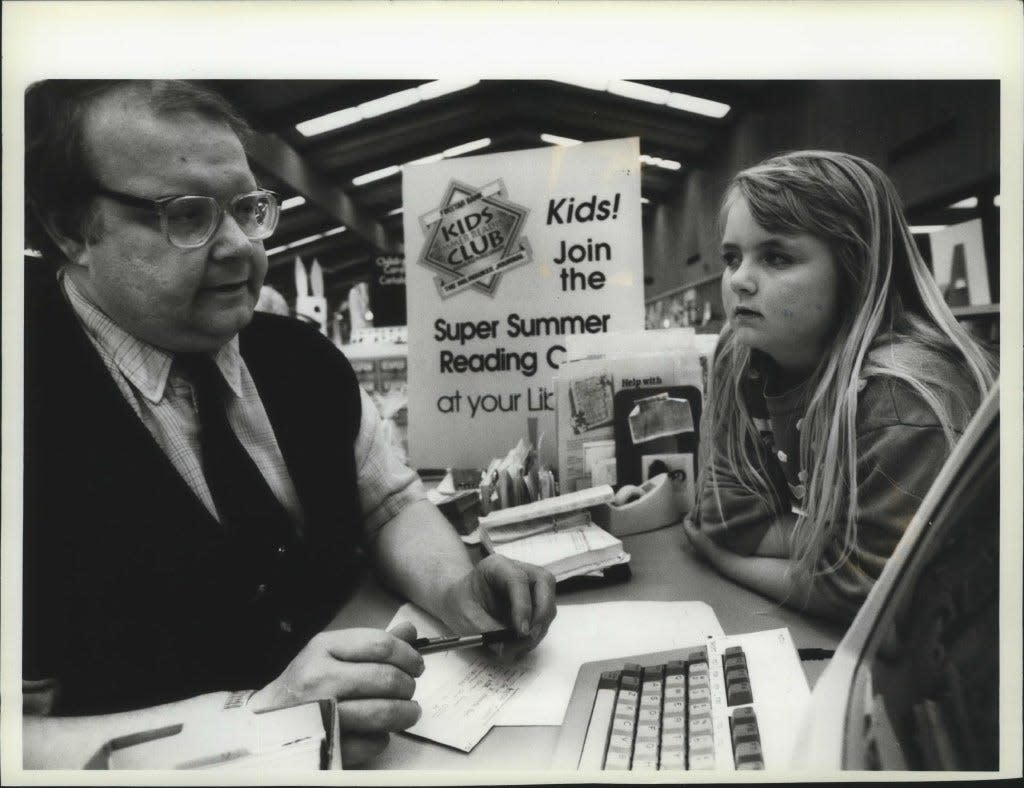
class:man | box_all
[22,80,556,766]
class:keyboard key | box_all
[738,760,765,770]
[723,656,746,670]
[612,718,635,734]
[723,646,745,658]
[689,733,714,754]
[690,687,710,702]
[725,667,750,683]
[688,716,713,734]
[662,715,686,731]
[631,758,658,771]
[635,741,659,759]
[665,685,686,699]
[618,688,638,703]
[734,740,763,765]
[690,752,716,770]
[638,708,660,723]
[636,722,660,738]
[732,721,760,745]
[641,692,662,707]
[609,733,633,749]
[664,699,687,715]
[689,661,709,675]
[732,706,757,724]
[687,648,709,664]
[661,731,685,748]
[660,751,685,770]
[727,680,753,706]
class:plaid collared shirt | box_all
[60,271,425,538]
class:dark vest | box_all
[23,263,366,714]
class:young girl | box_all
[684,150,997,622]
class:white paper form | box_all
[389,599,723,730]
[391,605,528,752]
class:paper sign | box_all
[403,138,645,469]
[928,218,992,306]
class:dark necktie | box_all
[175,352,295,547]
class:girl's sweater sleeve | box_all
[815,376,973,612]
[696,431,788,556]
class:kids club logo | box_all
[417,179,532,298]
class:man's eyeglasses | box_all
[93,185,281,249]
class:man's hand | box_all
[249,622,424,766]
[439,555,557,655]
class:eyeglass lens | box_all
[164,192,279,248]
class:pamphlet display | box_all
[403,138,645,469]
[556,352,703,494]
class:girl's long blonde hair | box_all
[698,151,996,581]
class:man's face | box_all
[73,93,268,352]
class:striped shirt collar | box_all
[61,269,244,402]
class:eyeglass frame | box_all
[90,183,281,249]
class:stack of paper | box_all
[476,485,624,581]
[107,700,330,770]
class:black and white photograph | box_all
[1,0,1021,782]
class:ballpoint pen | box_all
[413,628,521,654]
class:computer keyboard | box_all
[553,628,810,771]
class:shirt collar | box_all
[61,270,244,401]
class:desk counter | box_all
[328,522,846,771]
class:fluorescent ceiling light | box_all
[356,139,492,187]
[607,80,669,105]
[444,138,491,157]
[387,207,404,216]
[993,194,1001,207]
[359,87,421,118]
[541,133,582,146]
[665,92,731,119]
[909,225,948,234]
[557,79,730,119]
[281,196,306,211]
[296,107,362,136]
[407,152,446,166]
[640,154,682,171]
[949,196,978,209]
[287,232,326,248]
[352,165,401,186]
[267,225,346,256]
[640,197,650,205]
[297,80,479,137]
[418,79,479,101]
[25,248,42,258]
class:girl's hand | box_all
[683,517,729,570]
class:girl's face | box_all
[720,196,842,377]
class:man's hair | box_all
[25,80,252,262]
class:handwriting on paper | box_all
[407,652,527,752]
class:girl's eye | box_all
[721,251,741,269]
[764,251,793,267]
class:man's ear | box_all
[37,210,92,266]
